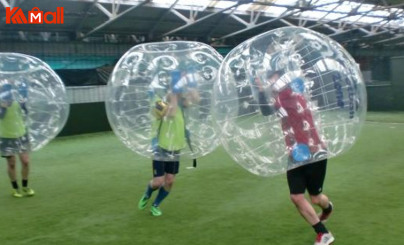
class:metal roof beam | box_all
[308,2,357,29]
[205,7,239,39]
[327,18,379,37]
[78,0,150,40]
[230,14,250,27]
[217,9,300,40]
[161,0,249,37]
[254,0,383,17]
[374,34,404,45]
[348,30,393,45]
[1,0,25,9]
[373,9,404,32]
[148,0,180,39]
[76,0,99,32]
[308,2,404,30]
[279,18,296,27]
[170,8,192,23]
[396,41,404,46]
[0,0,9,8]
[336,17,400,44]
[255,0,330,10]
[229,10,262,27]
[322,23,340,32]
[366,29,391,37]
[297,0,315,26]
[328,26,368,38]
[303,2,392,19]
[357,27,371,35]
[215,0,339,40]
[95,2,113,18]
[326,16,401,43]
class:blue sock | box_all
[152,187,169,207]
[144,184,156,198]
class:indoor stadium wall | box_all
[1,42,402,136]
[391,56,404,111]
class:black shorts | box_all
[0,134,30,157]
[287,159,327,195]
[152,160,179,177]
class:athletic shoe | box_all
[138,195,150,210]
[11,189,23,198]
[22,187,35,197]
[150,205,162,216]
[319,202,333,222]
[314,232,335,245]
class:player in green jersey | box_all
[0,83,34,198]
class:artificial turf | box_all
[0,111,403,245]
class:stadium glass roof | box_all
[0,0,403,49]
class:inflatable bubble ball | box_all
[213,27,367,176]
[106,41,223,161]
[0,53,69,152]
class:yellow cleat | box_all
[12,189,23,198]
[22,187,35,197]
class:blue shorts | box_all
[152,160,179,177]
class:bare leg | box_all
[19,152,30,181]
[311,193,330,210]
[7,155,25,197]
[150,176,165,189]
[163,173,176,191]
[7,155,17,182]
[151,173,174,210]
[290,193,320,225]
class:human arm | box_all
[255,77,275,116]
[0,107,6,119]
[182,89,200,108]
[20,102,28,115]
[165,93,179,118]
[0,101,11,119]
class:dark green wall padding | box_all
[58,102,111,136]
[58,56,404,136]
[366,85,395,111]
[391,57,404,111]
[58,86,395,137]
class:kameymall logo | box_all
[6,7,64,24]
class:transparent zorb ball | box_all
[213,27,367,176]
[106,41,223,161]
[0,53,69,152]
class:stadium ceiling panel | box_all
[0,0,403,49]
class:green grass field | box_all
[1,112,403,245]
